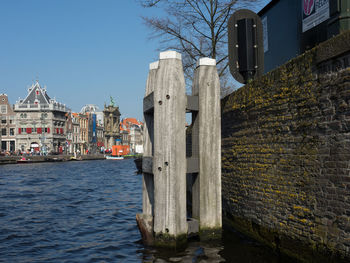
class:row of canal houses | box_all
[0,81,143,155]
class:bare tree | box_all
[140,0,263,96]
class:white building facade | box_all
[14,81,69,154]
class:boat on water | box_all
[105,155,124,160]
[70,156,83,161]
[105,145,128,160]
[17,157,32,164]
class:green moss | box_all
[154,232,187,249]
[199,227,222,241]
[223,216,349,263]
[221,30,350,262]
[223,216,279,250]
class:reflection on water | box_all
[0,159,298,262]
[140,242,224,262]
[139,233,298,263]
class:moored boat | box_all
[17,157,32,164]
[105,155,124,160]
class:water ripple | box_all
[0,160,144,263]
[0,159,300,263]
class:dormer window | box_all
[36,90,39,95]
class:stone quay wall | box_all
[221,31,350,262]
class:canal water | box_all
[0,159,298,262]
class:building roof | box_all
[21,81,51,105]
[0,94,15,115]
[124,118,139,125]
[80,104,101,114]
[120,118,143,133]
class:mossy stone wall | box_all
[221,31,350,261]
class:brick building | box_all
[120,118,143,154]
[0,94,16,152]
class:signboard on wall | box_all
[228,9,264,84]
[302,0,329,32]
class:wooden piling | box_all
[138,54,222,247]
[153,51,187,247]
[191,58,222,239]
[142,61,158,217]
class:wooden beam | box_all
[143,92,154,113]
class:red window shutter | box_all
[56,128,59,134]
[47,127,50,133]
[37,128,42,134]
[60,128,63,134]
[27,128,32,134]
[18,128,21,134]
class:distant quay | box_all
[0,154,106,165]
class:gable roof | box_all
[124,118,139,125]
[120,118,143,133]
[21,81,51,105]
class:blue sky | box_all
[0,0,269,121]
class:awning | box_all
[31,143,39,148]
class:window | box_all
[10,141,15,151]
[1,128,6,136]
[10,128,14,136]
[1,117,6,124]
[0,105,6,114]
[9,116,14,124]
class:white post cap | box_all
[159,50,182,60]
[196,57,216,67]
[149,61,159,70]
